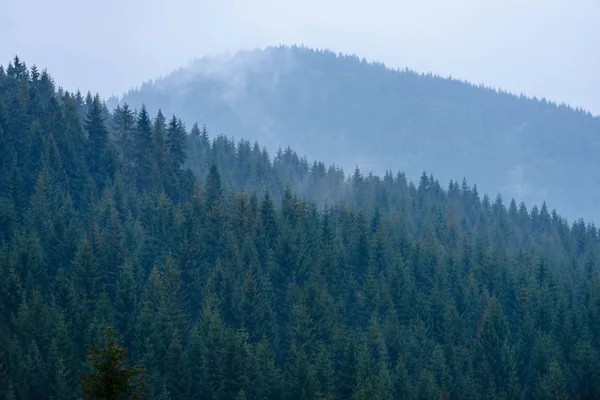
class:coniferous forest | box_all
[1,57,600,400]
[112,45,600,224]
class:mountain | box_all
[3,57,600,399]
[111,45,600,223]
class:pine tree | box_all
[393,356,411,400]
[18,340,48,400]
[80,326,144,400]
[184,324,205,400]
[476,296,521,398]
[161,256,188,333]
[251,337,281,399]
[190,122,201,138]
[286,343,317,400]
[7,56,28,83]
[534,359,567,400]
[165,329,187,400]
[85,94,115,188]
[52,356,74,400]
[199,297,226,399]
[115,262,138,349]
[217,329,251,400]
[166,115,186,172]
[97,206,126,299]
[152,109,168,190]
[570,331,600,399]
[112,104,136,171]
[258,190,278,266]
[201,165,228,270]
[133,105,154,191]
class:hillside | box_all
[111,45,600,223]
[2,57,600,399]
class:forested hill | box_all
[110,45,600,223]
[2,56,600,400]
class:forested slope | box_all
[1,57,600,400]
[111,45,600,223]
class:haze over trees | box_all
[110,45,600,223]
[2,55,600,400]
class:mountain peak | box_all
[113,46,600,222]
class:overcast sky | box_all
[1,0,598,114]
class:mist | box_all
[1,0,599,115]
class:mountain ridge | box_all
[109,45,600,223]
[112,45,597,118]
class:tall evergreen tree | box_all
[133,105,154,191]
[85,94,115,188]
[80,326,144,400]
[166,115,186,172]
[112,104,136,171]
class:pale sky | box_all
[1,0,599,115]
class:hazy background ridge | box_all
[112,45,600,223]
[1,0,599,115]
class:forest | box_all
[111,45,600,224]
[1,56,600,400]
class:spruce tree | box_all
[166,115,186,172]
[133,105,154,191]
[112,104,136,171]
[85,94,113,188]
[80,326,144,400]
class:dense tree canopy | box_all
[1,56,600,400]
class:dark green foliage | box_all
[112,104,136,175]
[80,326,144,400]
[0,350,7,399]
[133,105,154,191]
[1,56,600,400]
[166,115,186,172]
[85,94,115,189]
